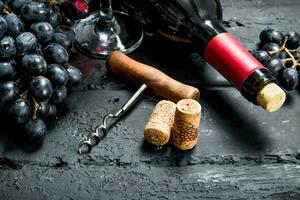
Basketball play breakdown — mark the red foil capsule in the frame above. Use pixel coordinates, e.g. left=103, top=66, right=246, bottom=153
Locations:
left=204, top=32, right=265, bottom=90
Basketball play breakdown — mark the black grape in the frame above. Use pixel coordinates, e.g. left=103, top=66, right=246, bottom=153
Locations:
left=264, top=58, right=285, bottom=77
left=0, top=36, right=17, bottom=59
left=43, top=43, right=69, bottom=64
left=8, top=0, right=33, bottom=14
left=262, top=43, right=280, bottom=53
left=285, top=32, right=300, bottom=50
left=292, top=51, right=300, bottom=60
left=64, top=63, right=82, bottom=85
left=0, top=81, right=20, bottom=110
left=259, top=28, right=283, bottom=45
left=46, top=64, right=69, bottom=86
left=0, top=60, right=18, bottom=80
left=30, top=22, right=54, bottom=44
left=0, top=0, right=4, bottom=11
left=8, top=98, right=31, bottom=124
left=52, top=32, right=72, bottom=50
left=49, top=7, right=62, bottom=28
left=21, top=1, right=50, bottom=22
left=45, top=104, right=57, bottom=121
left=22, top=54, right=47, bottom=75
left=0, top=16, right=7, bottom=38
left=16, top=32, right=37, bottom=53
left=252, top=50, right=270, bottom=64
left=4, top=13, right=24, bottom=36
left=23, top=119, right=47, bottom=152
left=51, top=86, right=67, bottom=104
left=29, top=76, right=53, bottom=101
left=36, top=101, right=50, bottom=120
left=280, top=68, right=299, bottom=91
left=273, top=51, right=289, bottom=59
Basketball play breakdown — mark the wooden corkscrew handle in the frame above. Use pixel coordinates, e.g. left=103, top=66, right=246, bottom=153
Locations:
left=107, top=51, right=200, bottom=102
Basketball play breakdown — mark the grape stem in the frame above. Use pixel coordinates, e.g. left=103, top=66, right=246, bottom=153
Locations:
left=32, top=98, right=41, bottom=120
left=269, top=36, right=288, bottom=55
left=269, top=36, right=300, bottom=69
left=284, top=49, right=300, bottom=69
left=20, top=90, right=28, bottom=99
left=280, top=36, right=289, bottom=50
left=15, top=77, right=22, bottom=84
left=2, top=5, right=11, bottom=14
left=47, top=0, right=59, bottom=5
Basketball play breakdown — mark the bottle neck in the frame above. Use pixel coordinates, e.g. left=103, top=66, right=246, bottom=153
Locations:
left=241, top=68, right=277, bottom=104
left=191, top=19, right=226, bottom=54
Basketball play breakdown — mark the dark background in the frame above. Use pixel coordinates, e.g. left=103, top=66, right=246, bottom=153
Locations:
left=1, top=0, right=300, bottom=199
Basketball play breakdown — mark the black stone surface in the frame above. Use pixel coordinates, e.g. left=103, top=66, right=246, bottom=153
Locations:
left=1, top=0, right=300, bottom=199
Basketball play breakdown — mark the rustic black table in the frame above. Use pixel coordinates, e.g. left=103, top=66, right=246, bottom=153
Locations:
left=1, top=0, right=300, bottom=199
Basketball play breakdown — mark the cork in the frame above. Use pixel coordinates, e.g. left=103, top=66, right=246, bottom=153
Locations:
left=144, top=100, right=176, bottom=146
left=172, top=99, right=201, bottom=150
left=257, top=83, right=286, bottom=112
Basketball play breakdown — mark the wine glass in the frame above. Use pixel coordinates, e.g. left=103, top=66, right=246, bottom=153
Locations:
left=74, top=0, right=144, bottom=58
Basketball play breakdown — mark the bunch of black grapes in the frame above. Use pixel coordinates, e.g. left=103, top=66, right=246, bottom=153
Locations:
left=252, top=28, right=300, bottom=91
left=0, top=0, right=82, bottom=151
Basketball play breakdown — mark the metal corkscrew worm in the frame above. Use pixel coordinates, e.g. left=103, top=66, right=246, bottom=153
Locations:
left=78, top=84, right=147, bottom=155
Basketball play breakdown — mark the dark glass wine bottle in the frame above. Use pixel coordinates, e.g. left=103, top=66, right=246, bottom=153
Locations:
left=121, top=0, right=286, bottom=112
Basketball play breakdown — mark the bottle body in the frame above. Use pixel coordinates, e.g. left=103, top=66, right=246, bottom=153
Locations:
left=121, top=0, right=285, bottom=110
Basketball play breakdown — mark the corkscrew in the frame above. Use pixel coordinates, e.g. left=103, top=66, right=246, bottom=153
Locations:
left=78, top=84, right=147, bottom=155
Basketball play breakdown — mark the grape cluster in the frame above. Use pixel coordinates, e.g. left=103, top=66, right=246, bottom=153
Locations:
left=0, top=0, right=82, bottom=151
left=252, top=28, right=300, bottom=91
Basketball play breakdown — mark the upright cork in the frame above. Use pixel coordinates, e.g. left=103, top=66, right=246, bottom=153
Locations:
left=144, top=100, right=177, bottom=146
left=257, top=83, right=286, bottom=112
left=172, top=99, right=201, bottom=150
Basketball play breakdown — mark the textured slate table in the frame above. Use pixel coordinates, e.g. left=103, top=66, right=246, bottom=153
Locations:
left=1, top=0, right=300, bottom=199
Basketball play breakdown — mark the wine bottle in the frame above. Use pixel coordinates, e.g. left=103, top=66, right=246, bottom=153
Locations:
left=121, top=0, right=286, bottom=112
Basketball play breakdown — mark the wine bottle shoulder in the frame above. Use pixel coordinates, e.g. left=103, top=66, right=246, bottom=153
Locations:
left=121, top=0, right=223, bottom=37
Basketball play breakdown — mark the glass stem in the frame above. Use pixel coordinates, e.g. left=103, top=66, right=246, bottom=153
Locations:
left=98, top=0, right=115, bottom=25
